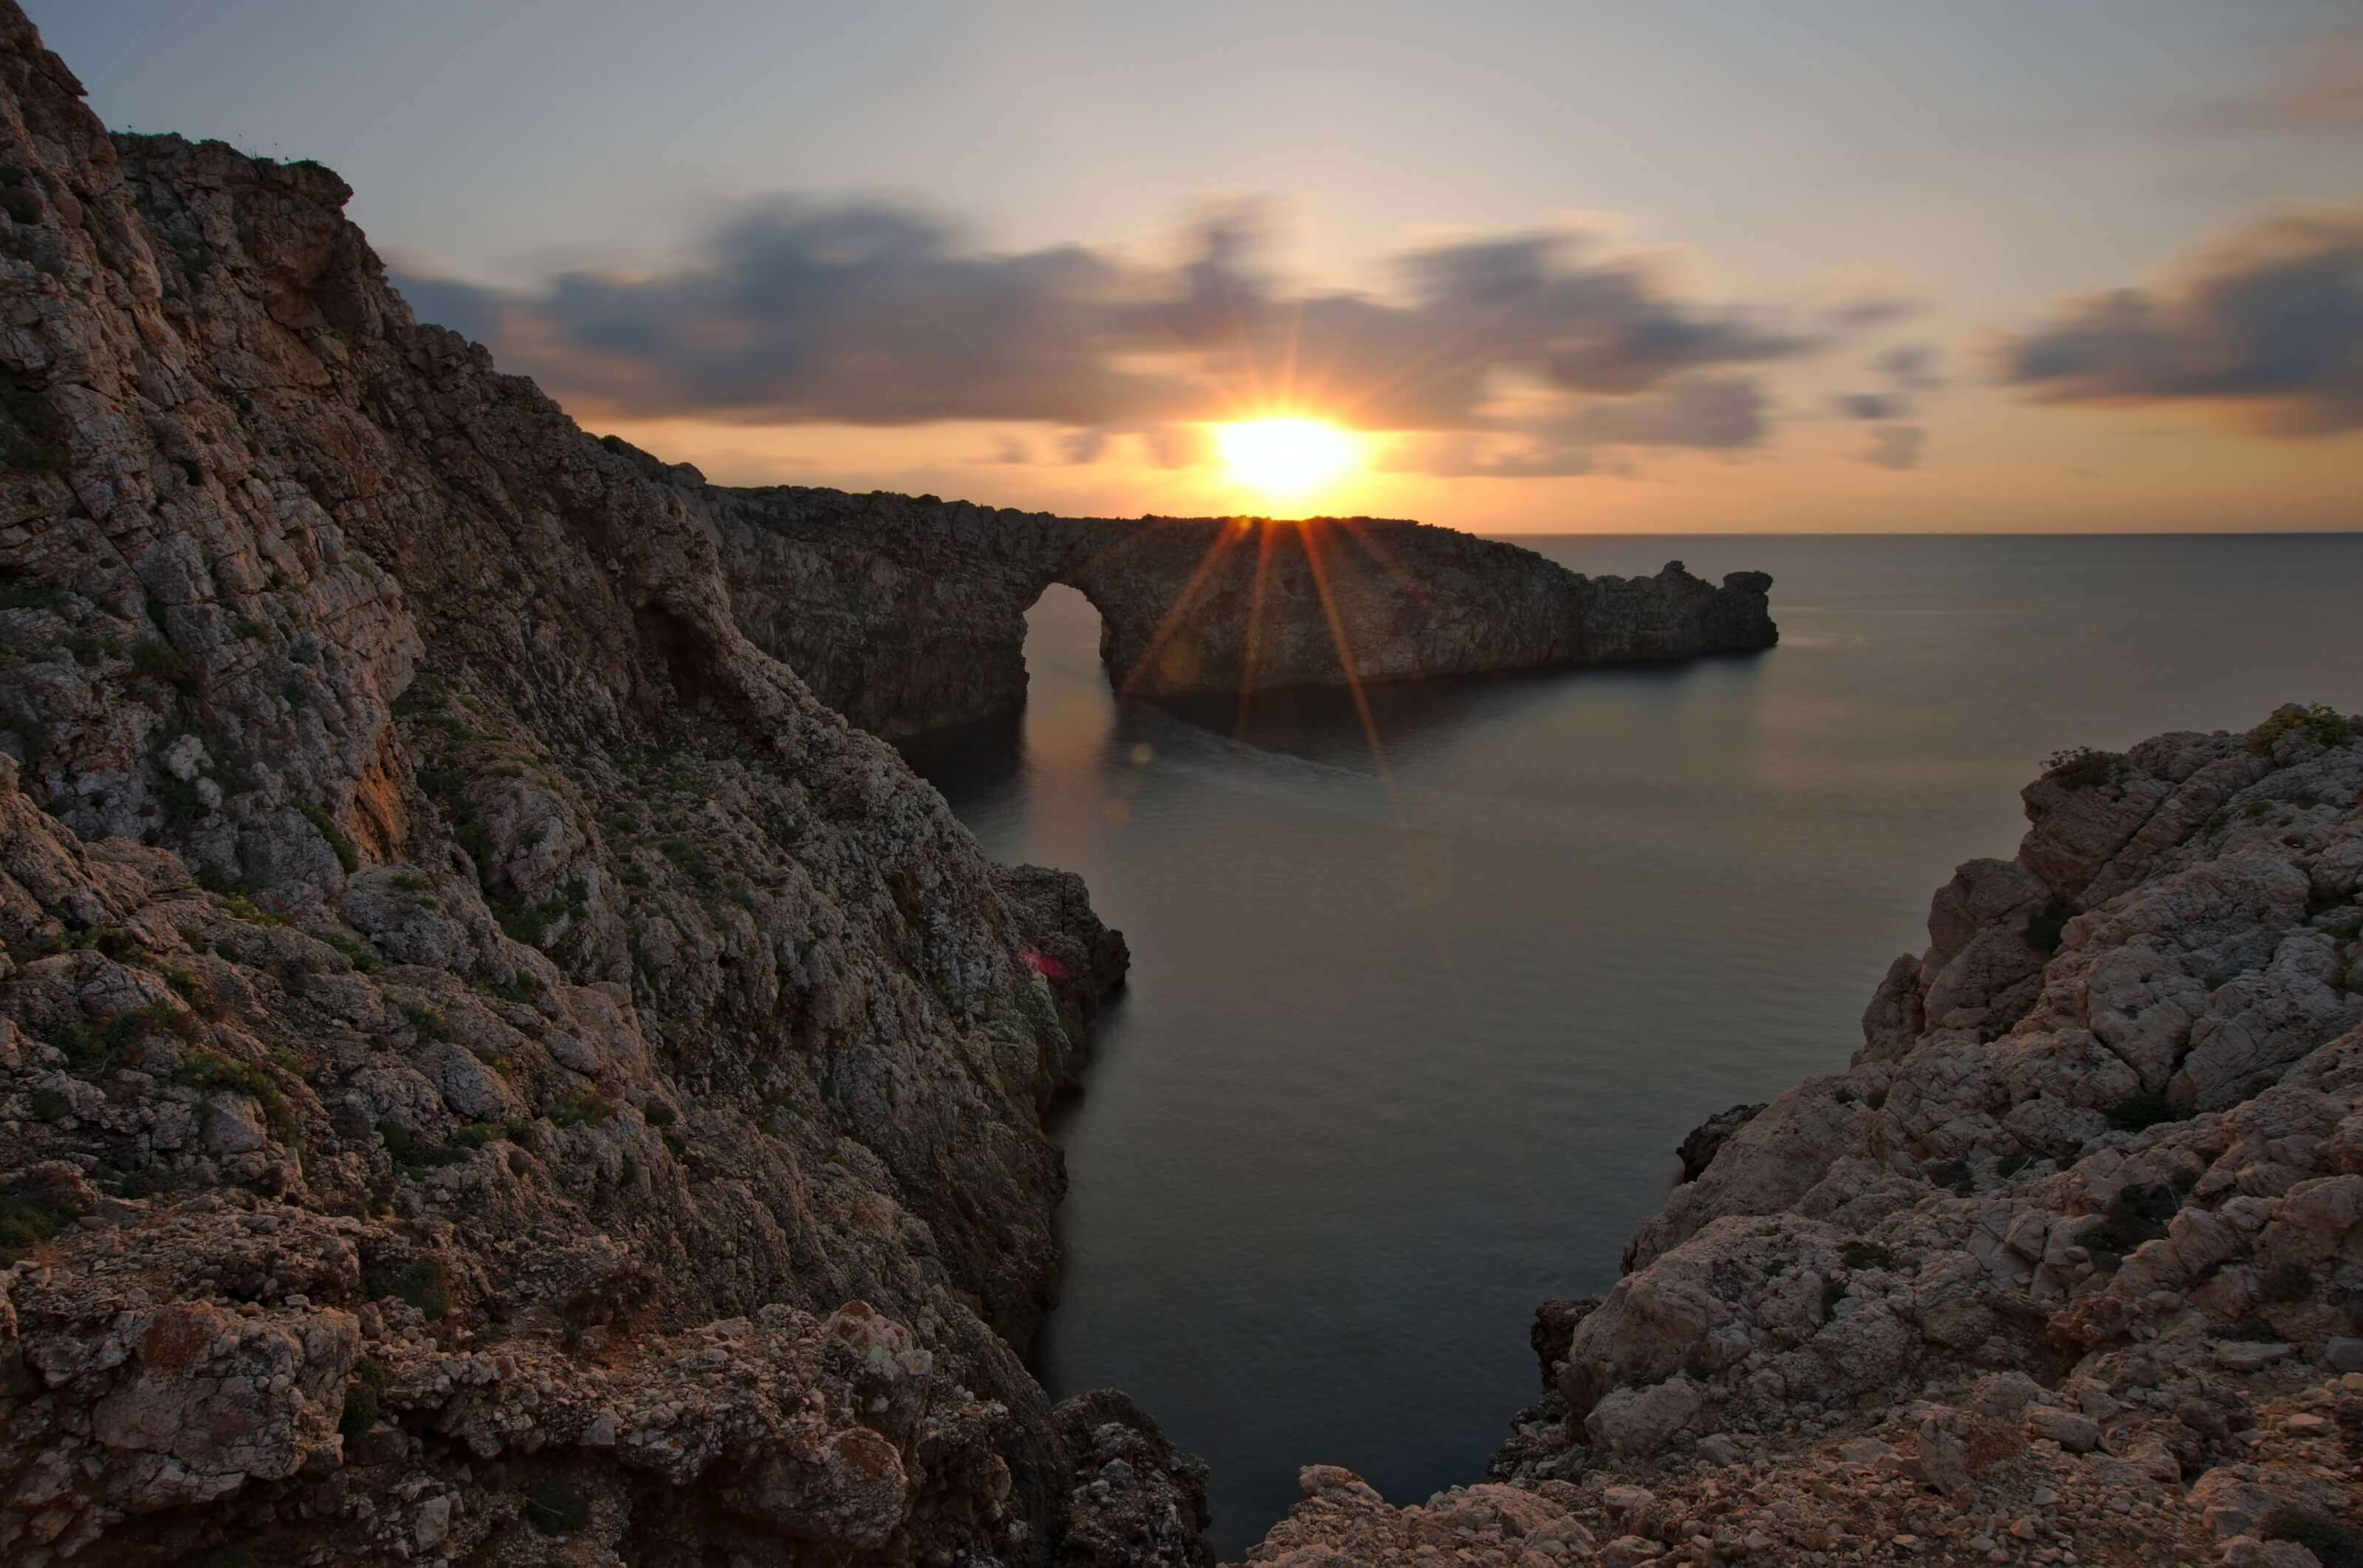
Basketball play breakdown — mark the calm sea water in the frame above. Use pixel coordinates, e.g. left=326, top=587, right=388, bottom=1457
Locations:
left=902, top=533, right=2363, bottom=1555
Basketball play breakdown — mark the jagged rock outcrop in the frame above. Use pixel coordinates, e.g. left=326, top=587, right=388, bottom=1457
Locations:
left=992, top=862, right=1132, bottom=1079
left=0, top=7, right=1206, bottom=1563
left=1673, top=1102, right=1764, bottom=1184
left=699, top=482, right=1777, bottom=740
left=1244, top=706, right=2363, bottom=1566
left=1529, top=1298, right=1603, bottom=1388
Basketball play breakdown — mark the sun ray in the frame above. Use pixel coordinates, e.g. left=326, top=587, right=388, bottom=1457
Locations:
left=1114, top=521, right=1244, bottom=698
left=1294, top=520, right=1400, bottom=821
left=1236, top=516, right=1280, bottom=733
left=1337, top=518, right=1449, bottom=619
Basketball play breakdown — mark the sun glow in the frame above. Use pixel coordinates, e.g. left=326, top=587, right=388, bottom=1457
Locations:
left=1215, top=418, right=1357, bottom=503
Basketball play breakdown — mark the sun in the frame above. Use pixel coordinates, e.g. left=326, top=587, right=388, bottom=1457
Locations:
left=1215, top=418, right=1357, bottom=503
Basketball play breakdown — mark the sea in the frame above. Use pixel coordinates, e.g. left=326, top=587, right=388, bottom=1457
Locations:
left=900, top=532, right=2363, bottom=1555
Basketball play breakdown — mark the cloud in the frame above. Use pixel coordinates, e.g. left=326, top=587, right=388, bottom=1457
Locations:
left=1993, top=204, right=2363, bottom=435
left=394, top=195, right=1828, bottom=475
left=1864, top=425, right=1924, bottom=469
left=1873, top=343, right=1942, bottom=391
left=388, top=270, right=504, bottom=348
left=1820, top=291, right=1927, bottom=330
left=1379, top=433, right=1599, bottom=479
left=1832, top=348, right=1941, bottom=425
left=1041, top=422, right=1215, bottom=468
left=1056, top=427, right=1111, bottom=464
left=2178, top=28, right=2363, bottom=136
left=1831, top=392, right=1907, bottom=421
left=1570, top=374, right=1769, bottom=448
left=403, top=202, right=1194, bottom=428
left=1379, top=234, right=1815, bottom=402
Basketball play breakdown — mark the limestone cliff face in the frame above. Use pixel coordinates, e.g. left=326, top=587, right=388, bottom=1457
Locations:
left=699, top=484, right=1777, bottom=741
left=1241, top=707, right=2363, bottom=1566
left=0, top=8, right=1203, bottom=1564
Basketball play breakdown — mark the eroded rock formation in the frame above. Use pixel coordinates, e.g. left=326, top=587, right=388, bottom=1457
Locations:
left=0, top=7, right=1202, bottom=1562
left=702, top=483, right=1777, bottom=741
left=1241, top=705, right=2363, bottom=1566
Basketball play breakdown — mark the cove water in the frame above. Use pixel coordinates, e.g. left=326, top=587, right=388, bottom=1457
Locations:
left=901, top=532, right=2363, bottom=1555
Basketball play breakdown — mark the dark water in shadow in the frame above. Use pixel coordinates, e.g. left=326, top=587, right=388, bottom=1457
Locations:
left=903, top=533, right=2363, bottom=1555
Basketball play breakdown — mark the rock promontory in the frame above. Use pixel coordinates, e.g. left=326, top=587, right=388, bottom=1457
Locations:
left=695, top=480, right=1777, bottom=741
left=1241, top=705, right=2363, bottom=1566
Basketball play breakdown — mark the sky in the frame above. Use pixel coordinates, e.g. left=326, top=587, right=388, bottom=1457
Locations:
left=37, top=0, right=2363, bottom=532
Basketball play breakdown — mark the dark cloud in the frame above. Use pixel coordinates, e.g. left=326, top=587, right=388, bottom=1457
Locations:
left=1873, top=343, right=1942, bottom=391
left=1828, top=343, right=1943, bottom=439
left=400, top=202, right=1193, bottom=428
left=1994, top=204, right=2363, bottom=435
left=1820, top=292, right=1927, bottom=331
left=1864, top=425, right=1924, bottom=470
left=394, top=196, right=1827, bottom=474
left=1386, top=234, right=1815, bottom=399
left=388, top=271, right=504, bottom=348
left=1376, top=374, right=1764, bottom=477
left=1571, top=374, right=1769, bottom=448
left=1831, top=391, right=1907, bottom=421
left=1056, top=427, right=1111, bottom=465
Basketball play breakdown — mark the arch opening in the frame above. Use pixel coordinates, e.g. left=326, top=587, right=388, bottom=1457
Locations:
left=1021, top=582, right=1118, bottom=745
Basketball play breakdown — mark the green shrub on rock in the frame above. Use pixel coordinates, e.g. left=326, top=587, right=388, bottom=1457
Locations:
left=2249, top=704, right=2356, bottom=754
left=2040, top=746, right=2128, bottom=792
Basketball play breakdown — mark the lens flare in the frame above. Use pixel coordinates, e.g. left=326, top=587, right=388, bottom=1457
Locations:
left=1215, top=419, right=1355, bottom=501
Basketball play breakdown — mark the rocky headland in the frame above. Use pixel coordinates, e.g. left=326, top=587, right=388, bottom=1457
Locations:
left=700, top=479, right=1776, bottom=742
left=1238, top=708, right=2363, bottom=1567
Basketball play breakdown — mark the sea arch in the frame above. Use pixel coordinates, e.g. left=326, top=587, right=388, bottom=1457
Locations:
left=701, top=486, right=1777, bottom=743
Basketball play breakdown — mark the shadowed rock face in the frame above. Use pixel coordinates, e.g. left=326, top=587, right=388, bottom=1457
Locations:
left=0, top=7, right=1208, bottom=1563
left=698, top=484, right=1778, bottom=740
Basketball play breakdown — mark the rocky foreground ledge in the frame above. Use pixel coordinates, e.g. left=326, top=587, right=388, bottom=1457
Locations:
left=1237, top=705, right=2363, bottom=1568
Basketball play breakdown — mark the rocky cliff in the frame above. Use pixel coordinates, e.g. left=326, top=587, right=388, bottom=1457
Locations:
left=1238, top=706, right=2363, bottom=1567
left=699, top=484, right=1776, bottom=742
left=0, top=7, right=1207, bottom=1564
